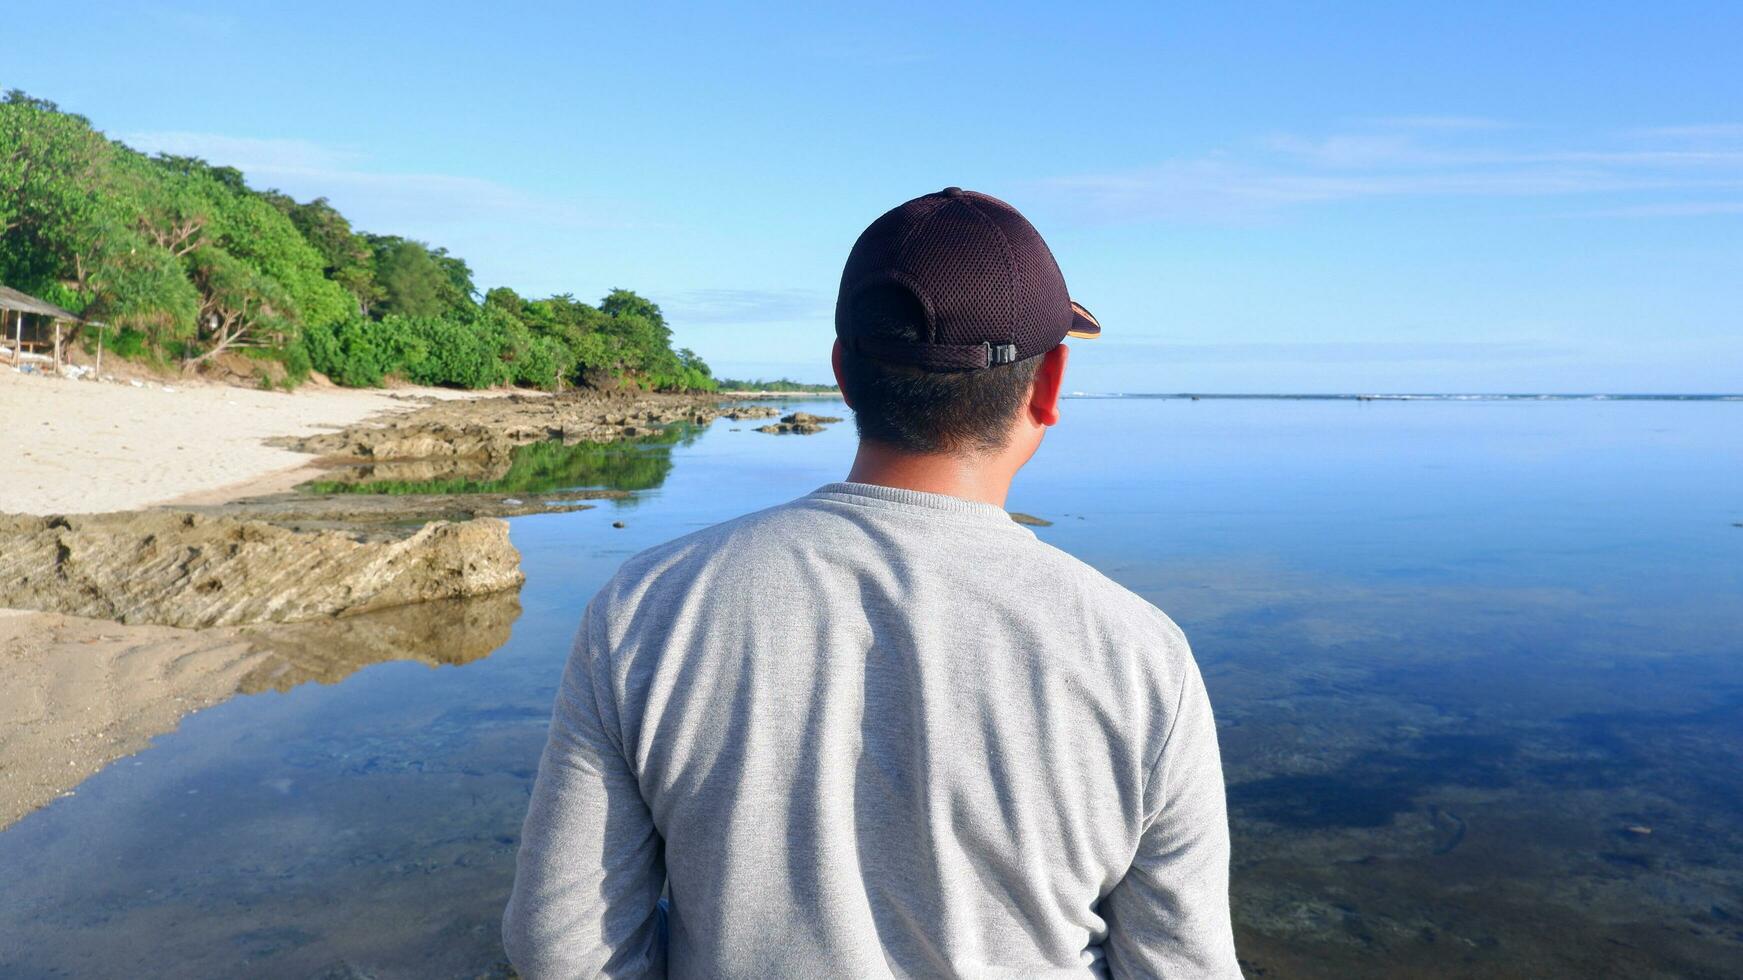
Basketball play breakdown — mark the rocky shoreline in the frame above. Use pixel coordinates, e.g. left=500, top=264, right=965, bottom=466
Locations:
left=0, top=387, right=838, bottom=828
left=755, top=411, right=844, bottom=435
left=0, top=511, right=523, bottom=629
left=275, top=389, right=752, bottom=463
left=0, top=390, right=805, bottom=628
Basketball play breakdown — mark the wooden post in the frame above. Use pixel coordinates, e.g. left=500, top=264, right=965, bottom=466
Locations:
left=9, top=310, right=18, bottom=367
left=95, top=322, right=105, bottom=377
left=54, top=319, right=63, bottom=372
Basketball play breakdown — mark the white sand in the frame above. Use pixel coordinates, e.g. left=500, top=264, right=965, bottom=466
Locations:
left=0, top=372, right=524, bottom=827
left=0, top=609, right=265, bottom=827
left=0, top=370, right=481, bottom=515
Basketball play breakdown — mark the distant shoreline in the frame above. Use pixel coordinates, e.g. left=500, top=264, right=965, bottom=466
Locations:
left=718, top=389, right=845, bottom=399
left=1064, top=392, right=1742, bottom=402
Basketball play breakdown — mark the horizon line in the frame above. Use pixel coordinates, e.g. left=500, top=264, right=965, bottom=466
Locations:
left=1059, top=392, right=1743, bottom=400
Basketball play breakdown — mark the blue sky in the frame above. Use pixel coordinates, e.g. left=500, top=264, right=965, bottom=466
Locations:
left=9, top=2, right=1740, bottom=392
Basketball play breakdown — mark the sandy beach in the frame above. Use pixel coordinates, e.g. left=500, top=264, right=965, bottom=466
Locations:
left=0, top=370, right=517, bottom=827
left=0, top=371, right=744, bottom=829
left=0, top=370, right=487, bottom=515
left=0, top=608, right=265, bottom=827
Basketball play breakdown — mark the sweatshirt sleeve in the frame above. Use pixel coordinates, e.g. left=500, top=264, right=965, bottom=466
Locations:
left=503, top=598, right=668, bottom=978
left=1100, top=657, right=1243, bottom=978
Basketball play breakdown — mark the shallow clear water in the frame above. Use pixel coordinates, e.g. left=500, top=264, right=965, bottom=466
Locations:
left=2, top=398, right=1740, bottom=978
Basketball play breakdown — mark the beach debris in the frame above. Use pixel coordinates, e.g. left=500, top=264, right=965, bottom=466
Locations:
left=1009, top=512, right=1053, bottom=527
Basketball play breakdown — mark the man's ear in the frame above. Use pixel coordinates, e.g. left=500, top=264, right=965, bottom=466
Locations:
left=1029, top=344, right=1069, bottom=427
left=831, top=338, right=854, bottom=409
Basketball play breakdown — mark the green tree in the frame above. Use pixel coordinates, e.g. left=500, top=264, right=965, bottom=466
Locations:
left=1, top=91, right=717, bottom=392
left=265, top=194, right=380, bottom=314
left=0, top=95, right=197, bottom=346
left=184, top=246, right=293, bottom=364
left=369, top=236, right=474, bottom=318
left=77, top=221, right=200, bottom=342
left=483, top=285, right=524, bottom=315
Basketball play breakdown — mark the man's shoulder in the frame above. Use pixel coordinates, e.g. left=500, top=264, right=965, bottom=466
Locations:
left=593, top=496, right=834, bottom=606
left=595, top=492, right=1191, bottom=662
left=1025, top=536, right=1193, bottom=655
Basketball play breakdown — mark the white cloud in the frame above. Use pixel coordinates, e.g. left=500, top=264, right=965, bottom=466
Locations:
left=1033, top=122, right=1743, bottom=222
left=1360, top=115, right=1513, bottom=131
left=663, top=288, right=832, bottom=324
left=1624, top=124, right=1743, bottom=141
left=120, top=130, right=628, bottom=237
left=123, top=131, right=358, bottom=172
left=1091, top=340, right=1573, bottom=365
left=1579, top=201, right=1743, bottom=218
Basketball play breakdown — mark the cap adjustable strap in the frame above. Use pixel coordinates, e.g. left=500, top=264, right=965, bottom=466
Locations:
left=849, top=336, right=1018, bottom=371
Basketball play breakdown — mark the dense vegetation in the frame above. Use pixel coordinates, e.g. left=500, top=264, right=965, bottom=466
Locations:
left=0, top=91, right=715, bottom=392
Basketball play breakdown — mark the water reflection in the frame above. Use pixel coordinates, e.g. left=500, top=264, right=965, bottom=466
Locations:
left=0, top=591, right=522, bottom=834
left=1, top=399, right=1739, bottom=978
left=241, top=591, right=522, bottom=693
left=301, top=426, right=702, bottom=497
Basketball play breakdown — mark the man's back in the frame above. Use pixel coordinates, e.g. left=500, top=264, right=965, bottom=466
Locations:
left=504, top=482, right=1239, bottom=977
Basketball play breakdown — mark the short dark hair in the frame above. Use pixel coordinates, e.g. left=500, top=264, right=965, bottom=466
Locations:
left=838, top=285, right=1042, bottom=454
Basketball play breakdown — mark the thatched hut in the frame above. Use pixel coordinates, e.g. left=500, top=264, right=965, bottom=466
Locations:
left=0, top=285, right=84, bottom=371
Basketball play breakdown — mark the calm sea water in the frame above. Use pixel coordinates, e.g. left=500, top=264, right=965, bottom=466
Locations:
left=2, top=398, right=1739, bottom=978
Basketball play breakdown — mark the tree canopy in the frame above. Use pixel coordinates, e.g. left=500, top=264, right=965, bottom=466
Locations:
left=0, top=91, right=716, bottom=392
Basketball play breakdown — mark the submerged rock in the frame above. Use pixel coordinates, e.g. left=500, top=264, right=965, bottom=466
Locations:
left=0, top=510, right=523, bottom=629
left=756, top=411, right=845, bottom=435
left=722, top=406, right=780, bottom=420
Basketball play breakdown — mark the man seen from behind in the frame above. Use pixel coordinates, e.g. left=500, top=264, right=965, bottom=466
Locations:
left=504, top=187, right=1242, bottom=978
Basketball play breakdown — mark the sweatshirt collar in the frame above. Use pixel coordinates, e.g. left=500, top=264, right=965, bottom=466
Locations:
left=808, top=482, right=1033, bottom=533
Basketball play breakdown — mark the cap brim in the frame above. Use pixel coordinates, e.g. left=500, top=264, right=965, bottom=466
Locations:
left=1066, top=300, right=1101, bottom=339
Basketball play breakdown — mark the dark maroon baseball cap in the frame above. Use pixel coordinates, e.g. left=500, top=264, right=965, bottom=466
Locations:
left=835, top=187, right=1101, bottom=372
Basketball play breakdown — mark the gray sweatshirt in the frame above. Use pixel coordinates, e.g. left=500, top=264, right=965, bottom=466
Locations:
left=504, top=482, right=1240, bottom=978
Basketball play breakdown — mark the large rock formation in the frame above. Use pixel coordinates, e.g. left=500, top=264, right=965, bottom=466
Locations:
left=755, top=411, right=844, bottom=435
left=276, top=390, right=730, bottom=462
left=721, top=405, right=781, bottom=421
left=0, top=511, right=523, bottom=628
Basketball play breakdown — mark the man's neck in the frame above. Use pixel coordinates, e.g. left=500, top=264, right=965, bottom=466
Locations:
left=844, top=441, right=1019, bottom=508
